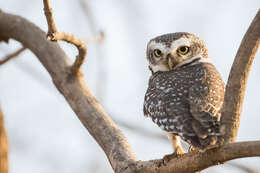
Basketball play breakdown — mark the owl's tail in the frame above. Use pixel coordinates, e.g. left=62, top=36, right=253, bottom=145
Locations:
left=199, top=123, right=225, bottom=149
left=191, top=112, right=225, bottom=150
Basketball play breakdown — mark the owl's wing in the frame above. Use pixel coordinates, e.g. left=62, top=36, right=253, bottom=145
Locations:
left=188, top=71, right=224, bottom=140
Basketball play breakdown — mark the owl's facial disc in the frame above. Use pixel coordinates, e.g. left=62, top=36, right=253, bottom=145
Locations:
left=147, top=33, right=209, bottom=73
left=147, top=38, right=192, bottom=72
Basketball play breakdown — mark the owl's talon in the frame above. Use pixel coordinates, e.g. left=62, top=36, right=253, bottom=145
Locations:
left=163, top=147, right=184, bottom=164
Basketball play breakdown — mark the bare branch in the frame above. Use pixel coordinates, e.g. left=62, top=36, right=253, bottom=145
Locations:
left=221, top=10, right=260, bottom=143
left=0, top=10, right=137, bottom=172
left=0, top=109, right=8, bottom=173
left=137, top=141, right=260, bottom=173
left=43, top=0, right=57, bottom=38
left=0, top=47, right=26, bottom=65
left=43, top=0, right=87, bottom=75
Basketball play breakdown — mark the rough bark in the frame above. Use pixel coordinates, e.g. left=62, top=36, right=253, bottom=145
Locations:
left=0, top=110, right=8, bottom=173
left=0, top=8, right=259, bottom=173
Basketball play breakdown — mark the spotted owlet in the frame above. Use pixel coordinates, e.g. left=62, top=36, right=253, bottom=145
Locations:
left=143, top=32, right=224, bottom=154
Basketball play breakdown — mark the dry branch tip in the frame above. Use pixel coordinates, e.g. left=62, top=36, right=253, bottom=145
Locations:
left=43, top=0, right=87, bottom=75
left=0, top=47, right=26, bottom=65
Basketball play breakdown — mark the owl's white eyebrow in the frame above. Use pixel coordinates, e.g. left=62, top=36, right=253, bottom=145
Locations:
left=170, top=37, right=191, bottom=50
left=148, top=41, right=167, bottom=50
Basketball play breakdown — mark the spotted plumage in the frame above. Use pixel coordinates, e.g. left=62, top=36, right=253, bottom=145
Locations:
left=144, top=32, right=224, bottom=151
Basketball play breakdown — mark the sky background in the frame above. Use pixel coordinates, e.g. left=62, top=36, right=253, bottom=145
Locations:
left=1, top=0, right=260, bottom=172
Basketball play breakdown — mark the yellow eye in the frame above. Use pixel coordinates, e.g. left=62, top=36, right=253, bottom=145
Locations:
left=154, top=49, right=162, bottom=57
left=177, top=46, right=189, bottom=55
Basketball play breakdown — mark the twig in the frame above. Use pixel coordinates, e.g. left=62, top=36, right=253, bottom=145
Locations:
left=0, top=47, right=26, bottom=65
left=43, top=0, right=57, bottom=38
left=85, top=31, right=104, bottom=44
left=43, top=0, right=87, bottom=75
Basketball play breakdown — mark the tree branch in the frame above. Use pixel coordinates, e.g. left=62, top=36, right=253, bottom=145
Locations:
left=221, top=10, right=260, bottom=142
left=0, top=10, right=137, bottom=172
left=0, top=8, right=259, bottom=173
left=43, top=0, right=58, bottom=37
left=0, top=109, right=8, bottom=173
left=137, top=141, right=260, bottom=173
left=43, top=0, right=87, bottom=75
left=0, top=47, right=26, bottom=65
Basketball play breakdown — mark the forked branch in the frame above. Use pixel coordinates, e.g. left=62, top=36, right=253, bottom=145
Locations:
left=43, top=0, right=86, bottom=74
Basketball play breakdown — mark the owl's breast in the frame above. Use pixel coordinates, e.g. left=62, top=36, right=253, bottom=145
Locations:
left=143, top=69, right=194, bottom=132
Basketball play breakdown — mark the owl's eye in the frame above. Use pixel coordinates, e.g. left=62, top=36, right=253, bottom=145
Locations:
left=177, top=46, right=190, bottom=55
left=154, top=49, right=162, bottom=57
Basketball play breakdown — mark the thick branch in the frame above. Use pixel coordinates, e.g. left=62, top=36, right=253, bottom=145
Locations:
left=0, top=109, right=8, bottom=173
left=137, top=141, right=260, bottom=173
left=0, top=47, right=26, bottom=65
left=0, top=10, right=137, bottom=172
left=221, top=10, right=260, bottom=142
left=43, top=0, right=87, bottom=74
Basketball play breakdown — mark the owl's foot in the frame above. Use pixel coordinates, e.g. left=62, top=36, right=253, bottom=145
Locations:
left=175, top=146, right=185, bottom=155
left=163, top=146, right=184, bottom=164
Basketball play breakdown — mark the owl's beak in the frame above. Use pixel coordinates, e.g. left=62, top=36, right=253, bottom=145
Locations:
left=167, top=54, right=174, bottom=70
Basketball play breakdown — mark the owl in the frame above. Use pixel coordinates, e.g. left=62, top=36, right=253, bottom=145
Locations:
left=143, top=32, right=225, bottom=155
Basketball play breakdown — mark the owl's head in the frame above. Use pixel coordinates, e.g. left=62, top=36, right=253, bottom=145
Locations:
left=146, top=32, right=209, bottom=73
